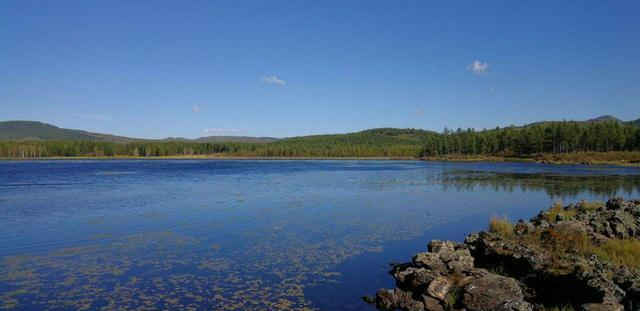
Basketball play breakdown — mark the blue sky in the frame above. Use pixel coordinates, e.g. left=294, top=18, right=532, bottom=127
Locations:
left=1, top=1, right=639, bottom=139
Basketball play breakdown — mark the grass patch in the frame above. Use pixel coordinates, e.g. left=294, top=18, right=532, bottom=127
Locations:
left=575, top=200, right=602, bottom=213
left=545, top=304, right=575, bottom=311
left=533, top=151, right=640, bottom=166
left=444, top=286, right=462, bottom=309
left=488, top=214, right=640, bottom=273
left=544, top=202, right=577, bottom=222
left=592, top=238, right=640, bottom=269
left=489, top=216, right=514, bottom=238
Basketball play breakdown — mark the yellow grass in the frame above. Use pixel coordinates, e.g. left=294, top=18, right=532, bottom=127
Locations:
left=489, top=216, right=514, bottom=238
left=545, top=202, right=577, bottom=222
left=592, top=238, right=640, bottom=269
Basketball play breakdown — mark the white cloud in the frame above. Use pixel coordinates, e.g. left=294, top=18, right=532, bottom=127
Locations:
left=262, top=75, right=286, bottom=86
left=467, top=60, right=489, bottom=74
left=414, top=108, right=424, bottom=116
left=74, top=114, right=112, bottom=121
left=192, top=105, right=200, bottom=113
left=202, top=128, right=247, bottom=134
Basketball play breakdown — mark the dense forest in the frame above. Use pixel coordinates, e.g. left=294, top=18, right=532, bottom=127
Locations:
left=419, top=120, right=640, bottom=157
left=0, top=121, right=639, bottom=158
left=0, top=128, right=430, bottom=158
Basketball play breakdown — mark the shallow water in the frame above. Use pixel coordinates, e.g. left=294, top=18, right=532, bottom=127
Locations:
left=0, top=160, right=639, bottom=310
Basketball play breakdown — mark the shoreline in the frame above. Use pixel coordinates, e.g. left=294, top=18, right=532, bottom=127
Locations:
left=1, top=154, right=639, bottom=167
left=368, top=198, right=640, bottom=310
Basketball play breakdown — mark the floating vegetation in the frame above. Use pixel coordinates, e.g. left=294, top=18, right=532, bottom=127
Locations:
left=2, top=160, right=640, bottom=310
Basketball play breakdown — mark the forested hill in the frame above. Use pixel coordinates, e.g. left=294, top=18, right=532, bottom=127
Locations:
left=0, top=117, right=639, bottom=158
left=0, top=121, right=136, bottom=142
left=0, top=121, right=276, bottom=143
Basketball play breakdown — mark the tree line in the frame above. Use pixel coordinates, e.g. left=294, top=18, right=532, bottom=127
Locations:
left=0, top=129, right=426, bottom=158
left=0, top=121, right=638, bottom=158
left=419, top=121, right=640, bottom=157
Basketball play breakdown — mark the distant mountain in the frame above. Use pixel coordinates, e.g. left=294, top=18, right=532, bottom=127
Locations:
left=585, top=115, right=640, bottom=127
left=625, top=118, right=640, bottom=127
left=0, top=121, right=136, bottom=142
left=0, top=117, right=638, bottom=143
left=194, top=136, right=278, bottom=143
left=0, top=121, right=277, bottom=143
left=160, top=136, right=278, bottom=143
left=526, top=115, right=640, bottom=128
left=587, top=115, right=623, bottom=123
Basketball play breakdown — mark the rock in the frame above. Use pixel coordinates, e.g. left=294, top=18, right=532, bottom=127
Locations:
left=428, top=240, right=458, bottom=253
left=499, top=301, right=535, bottom=311
left=413, top=252, right=446, bottom=272
left=514, top=220, right=534, bottom=235
left=370, top=198, right=640, bottom=311
left=582, top=272, right=625, bottom=304
left=426, top=276, right=452, bottom=301
left=421, top=295, right=445, bottom=311
left=580, top=302, right=624, bottom=311
left=623, top=279, right=640, bottom=310
left=441, top=249, right=475, bottom=272
left=462, top=274, right=532, bottom=311
left=394, top=288, right=424, bottom=311
left=410, top=268, right=439, bottom=288
left=375, top=289, right=397, bottom=309
left=606, top=197, right=626, bottom=210
left=361, top=295, right=376, bottom=304
left=554, top=220, right=592, bottom=236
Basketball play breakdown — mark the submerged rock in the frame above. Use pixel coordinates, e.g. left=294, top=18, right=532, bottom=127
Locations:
left=367, top=198, right=640, bottom=311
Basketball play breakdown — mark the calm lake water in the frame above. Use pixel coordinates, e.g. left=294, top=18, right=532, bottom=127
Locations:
left=1, top=160, right=640, bottom=310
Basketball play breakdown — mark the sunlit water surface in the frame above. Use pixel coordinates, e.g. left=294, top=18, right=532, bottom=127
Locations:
left=1, top=160, right=639, bottom=310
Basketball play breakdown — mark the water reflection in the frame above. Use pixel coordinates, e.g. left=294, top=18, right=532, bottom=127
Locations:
left=0, top=161, right=639, bottom=310
left=440, top=170, right=640, bottom=198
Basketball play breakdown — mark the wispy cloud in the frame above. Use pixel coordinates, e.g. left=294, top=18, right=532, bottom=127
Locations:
left=262, top=75, right=286, bottom=86
left=74, top=114, right=112, bottom=121
left=192, top=105, right=200, bottom=113
left=467, top=60, right=489, bottom=75
left=414, top=108, right=424, bottom=116
left=202, top=128, right=246, bottom=134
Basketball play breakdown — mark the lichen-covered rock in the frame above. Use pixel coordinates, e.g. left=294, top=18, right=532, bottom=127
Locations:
left=413, top=252, right=446, bottom=272
left=368, top=198, right=640, bottom=311
left=425, top=276, right=452, bottom=301
left=421, top=295, right=444, bottom=311
left=428, top=240, right=458, bottom=253
left=462, top=274, right=532, bottom=311
left=580, top=302, right=624, bottom=311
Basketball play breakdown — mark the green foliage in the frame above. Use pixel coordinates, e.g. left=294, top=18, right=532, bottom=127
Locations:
left=445, top=286, right=462, bottom=309
left=0, top=128, right=431, bottom=158
left=420, top=120, right=640, bottom=157
left=2, top=119, right=640, bottom=158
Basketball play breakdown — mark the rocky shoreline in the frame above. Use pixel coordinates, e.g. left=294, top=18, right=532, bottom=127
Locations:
left=366, top=198, right=640, bottom=311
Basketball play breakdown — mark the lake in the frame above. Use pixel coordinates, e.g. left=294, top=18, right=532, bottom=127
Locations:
left=1, top=160, right=639, bottom=310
